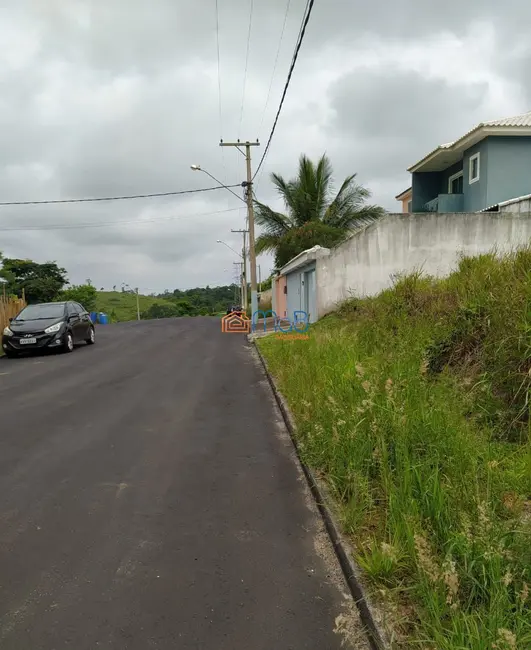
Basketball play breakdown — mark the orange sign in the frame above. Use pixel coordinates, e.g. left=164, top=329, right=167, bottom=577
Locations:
left=221, top=311, right=251, bottom=333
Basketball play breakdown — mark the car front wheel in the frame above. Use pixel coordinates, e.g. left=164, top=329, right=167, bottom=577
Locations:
left=63, top=331, right=74, bottom=353
left=86, top=327, right=95, bottom=345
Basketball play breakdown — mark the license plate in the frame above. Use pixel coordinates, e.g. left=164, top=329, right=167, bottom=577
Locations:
left=19, top=337, right=37, bottom=345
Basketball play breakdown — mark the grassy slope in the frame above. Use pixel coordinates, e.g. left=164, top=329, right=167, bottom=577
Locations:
left=258, top=250, right=531, bottom=649
left=96, top=291, right=168, bottom=322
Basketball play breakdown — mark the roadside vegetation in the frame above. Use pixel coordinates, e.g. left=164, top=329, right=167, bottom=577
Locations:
left=257, top=249, right=531, bottom=648
left=97, top=285, right=239, bottom=321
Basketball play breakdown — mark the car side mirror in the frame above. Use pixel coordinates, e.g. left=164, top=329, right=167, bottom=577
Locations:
left=9, top=317, right=13, bottom=322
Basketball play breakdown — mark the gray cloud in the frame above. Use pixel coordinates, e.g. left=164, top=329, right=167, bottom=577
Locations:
left=326, top=68, right=490, bottom=204
left=304, top=0, right=531, bottom=43
left=0, top=0, right=530, bottom=290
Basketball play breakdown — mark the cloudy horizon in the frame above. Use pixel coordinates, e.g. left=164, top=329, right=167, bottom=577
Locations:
left=1, top=0, right=530, bottom=293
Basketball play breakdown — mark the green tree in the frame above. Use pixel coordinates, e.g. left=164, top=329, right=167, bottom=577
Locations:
left=141, top=303, right=181, bottom=320
left=60, top=284, right=97, bottom=311
left=1, top=258, right=68, bottom=303
left=254, top=154, right=385, bottom=268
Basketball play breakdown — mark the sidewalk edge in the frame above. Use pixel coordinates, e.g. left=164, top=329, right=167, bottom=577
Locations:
left=253, top=340, right=390, bottom=650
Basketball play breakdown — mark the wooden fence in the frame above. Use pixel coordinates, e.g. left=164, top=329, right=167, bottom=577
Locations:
left=0, top=296, right=26, bottom=334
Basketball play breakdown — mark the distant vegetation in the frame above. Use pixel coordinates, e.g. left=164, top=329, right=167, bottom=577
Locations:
left=0, top=251, right=240, bottom=323
left=97, top=285, right=237, bottom=322
left=60, top=284, right=98, bottom=311
left=258, top=249, right=531, bottom=649
left=96, top=291, right=169, bottom=322
left=0, top=254, right=68, bottom=303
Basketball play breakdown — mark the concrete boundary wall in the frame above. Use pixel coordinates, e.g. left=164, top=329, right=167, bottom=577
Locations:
left=316, top=212, right=531, bottom=317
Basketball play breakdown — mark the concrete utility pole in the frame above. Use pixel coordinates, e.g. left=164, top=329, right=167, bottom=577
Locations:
left=231, top=228, right=248, bottom=311
left=135, top=288, right=140, bottom=321
left=220, top=139, right=260, bottom=316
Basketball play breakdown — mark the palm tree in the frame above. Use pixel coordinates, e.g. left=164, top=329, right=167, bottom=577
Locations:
left=254, top=154, right=385, bottom=268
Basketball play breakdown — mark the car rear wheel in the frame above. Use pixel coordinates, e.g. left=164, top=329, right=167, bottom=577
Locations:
left=63, top=332, right=74, bottom=353
left=86, top=327, right=95, bottom=345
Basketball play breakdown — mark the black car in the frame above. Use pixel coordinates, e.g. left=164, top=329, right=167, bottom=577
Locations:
left=226, top=304, right=243, bottom=315
left=2, top=301, right=95, bottom=358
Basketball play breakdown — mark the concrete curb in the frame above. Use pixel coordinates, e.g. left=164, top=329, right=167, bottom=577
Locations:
left=252, top=340, right=390, bottom=650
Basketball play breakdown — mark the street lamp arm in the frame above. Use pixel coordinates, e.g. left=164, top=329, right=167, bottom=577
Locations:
left=190, top=165, right=246, bottom=204
left=216, top=240, right=243, bottom=259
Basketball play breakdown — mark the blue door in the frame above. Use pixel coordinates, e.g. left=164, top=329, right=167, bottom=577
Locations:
left=304, top=269, right=316, bottom=323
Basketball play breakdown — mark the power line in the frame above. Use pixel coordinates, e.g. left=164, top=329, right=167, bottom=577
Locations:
left=252, top=0, right=315, bottom=181
left=0, top=184, right=241, bottom=207
left=258, top=0, right=292, bottom=135
left=0, top=207, right=241, bottom=232
left=238, top=0, right=254, bottom=138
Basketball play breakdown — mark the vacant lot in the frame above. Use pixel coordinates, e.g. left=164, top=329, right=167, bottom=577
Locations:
left=258, top=250, right=531, bottom=648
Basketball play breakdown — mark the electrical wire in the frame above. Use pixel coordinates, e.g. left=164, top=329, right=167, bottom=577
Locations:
left=252, top=0, right=315, bottom=182
left=258, top=0, right=292, bottom=135
left=238, top=0, right=254, bottom=138
left=0, top=207, right=241, bottom=232
left=0, top=184, right=241, bottom=207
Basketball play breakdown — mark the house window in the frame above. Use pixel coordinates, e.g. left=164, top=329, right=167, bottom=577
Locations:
left=448, top=171, right=463, bottom=194
left=469, top=153, right=480, bottom=184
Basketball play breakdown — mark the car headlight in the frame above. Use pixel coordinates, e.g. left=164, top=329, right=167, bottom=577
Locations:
left=3, top=326, right=13, bottom=337
left=44, top=321, right=64, bottom=334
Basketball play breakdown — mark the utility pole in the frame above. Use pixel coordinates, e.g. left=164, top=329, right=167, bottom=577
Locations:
left=220, top=139, right=260, bottom=316
left=231, top=228, right=248, bottom=311
left=135, top=287, right=140, bottom=321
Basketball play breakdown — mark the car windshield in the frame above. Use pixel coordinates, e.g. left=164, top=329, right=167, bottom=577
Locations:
left=15, top=304, right=65, bottom=321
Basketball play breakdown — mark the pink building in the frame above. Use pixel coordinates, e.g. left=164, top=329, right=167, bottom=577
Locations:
left=395, top=187, right=412, bottom=213
left=273, top=274, right=287, bottom=318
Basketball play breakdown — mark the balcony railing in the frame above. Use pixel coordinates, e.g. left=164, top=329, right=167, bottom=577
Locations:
left=423, top=194, right=464, bottom=213
left=424, top=197, right=439, bottom=212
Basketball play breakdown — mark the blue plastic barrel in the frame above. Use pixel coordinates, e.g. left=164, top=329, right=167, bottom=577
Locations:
left=98, top=312, right=108, bottom=325
left=89, top=312, right=98, bottom=323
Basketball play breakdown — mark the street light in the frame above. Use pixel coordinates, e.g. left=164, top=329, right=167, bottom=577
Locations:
left=216, top=239, right=243, bottom=259
left=190, top=164, right=245, bottom=203
left=122, top=283, right=140, bottom=321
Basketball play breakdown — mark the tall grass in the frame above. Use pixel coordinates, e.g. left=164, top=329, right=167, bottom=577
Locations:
left=258, top=249, right=531, bottom=648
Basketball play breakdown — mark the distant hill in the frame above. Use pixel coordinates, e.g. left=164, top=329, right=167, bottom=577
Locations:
left=96, top=285, right=238, bottom=322
left=96, top=291, right=169, bottom=322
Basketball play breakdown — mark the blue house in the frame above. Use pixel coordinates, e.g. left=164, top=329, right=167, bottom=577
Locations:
left=407, top=110, right=531, bottom=213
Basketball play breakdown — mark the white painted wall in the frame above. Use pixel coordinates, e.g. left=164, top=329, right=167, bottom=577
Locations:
left=316, top=212, right=531, bottom=317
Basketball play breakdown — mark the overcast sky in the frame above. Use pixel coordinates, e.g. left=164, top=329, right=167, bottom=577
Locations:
left=0, top=1, right=529, bottom=292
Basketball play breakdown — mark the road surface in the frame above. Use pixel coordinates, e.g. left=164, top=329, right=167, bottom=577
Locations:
left=0, top=318, right=367, bottom=649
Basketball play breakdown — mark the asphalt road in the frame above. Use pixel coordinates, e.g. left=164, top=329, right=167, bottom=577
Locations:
left=0, top=318, right=366, bottom=649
